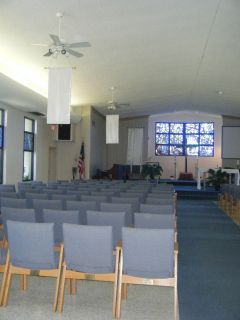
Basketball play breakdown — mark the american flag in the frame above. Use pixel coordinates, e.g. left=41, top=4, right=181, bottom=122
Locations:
left=78, top=142, right=85, bottom=179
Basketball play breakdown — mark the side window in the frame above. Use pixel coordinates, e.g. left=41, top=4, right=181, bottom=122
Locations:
left=23, top=117, right=35, bottom=181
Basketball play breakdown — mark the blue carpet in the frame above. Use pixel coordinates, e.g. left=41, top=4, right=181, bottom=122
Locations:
left=178, top=200, right=240, bottom=320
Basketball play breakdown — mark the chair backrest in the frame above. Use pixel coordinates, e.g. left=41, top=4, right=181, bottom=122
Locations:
left=147, top=193, right=173, bottom=199
left=145, top=198, right=174, bottom=205
left=81, top=195, right=108, bottom=204
left=7, top=220, right=57, bottom=269
left=51, top=194, right=78, bottom=209
left=87, top=210, right=126, bottom=247
left=140, top=204, right=174, bottom=214
left=119, top=192, right=144, bottom=202
left=0, top=192, right=19, bottom=199
left=1, top=207, right=36, bottom=240
left=25, top=192, right=48, bottom=199
left=111, top=197, right=140, bottom=214
left=25, top=192, right=49, bottom=207
left=43, top=209, right=79, bottom=244
left=122, top=227, right=174, bottom=278
left=134, top=212, right=175, bottom=229
left=100, top=202, right=133, bottom=225
left=63, top=224, right=114, bottom=273
left=0, top=184, right=16, bottom=193
left=66, top=200, right=98, bottom=224
left=32, top=199, right=63, bottom=222
left=1, top=198, right=28, bottom=209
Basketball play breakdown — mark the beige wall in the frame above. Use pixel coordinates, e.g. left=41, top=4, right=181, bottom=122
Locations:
left=90, top=108, right=107, bottom=178
left=2, top=103, right=53, bottom=185
left=222, top=115, right=240, bottom=168
left=106, top=116, right=149, bottom=169
left=148, top=112, right=222, bottom=179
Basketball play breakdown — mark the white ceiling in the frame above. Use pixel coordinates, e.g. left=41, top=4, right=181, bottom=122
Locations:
left=0, top=0, right=240, bottom=118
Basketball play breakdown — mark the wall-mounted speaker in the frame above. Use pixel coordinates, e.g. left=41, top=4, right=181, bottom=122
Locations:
left=57, top=124, right=72, bottom=141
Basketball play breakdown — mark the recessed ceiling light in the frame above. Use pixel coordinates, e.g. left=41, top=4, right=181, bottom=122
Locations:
left=217, top=90, right=224, bottom=95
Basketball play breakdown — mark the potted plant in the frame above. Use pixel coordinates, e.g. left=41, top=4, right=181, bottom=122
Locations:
left=141, top=163, right=163, bottom=180
left=207, top=168, right=229, bottom=191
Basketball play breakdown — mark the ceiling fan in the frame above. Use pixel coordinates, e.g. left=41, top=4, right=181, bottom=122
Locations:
left=34, top=12, right=91, bottom=58
left=107, top=87, right=130, bottom=110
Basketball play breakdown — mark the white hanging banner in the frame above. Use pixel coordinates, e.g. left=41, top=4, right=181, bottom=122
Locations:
left=47, top=67, right=72, bottom=124
left=127, top=128, right=143, bottom=165
left=106, top=114, right=119, bottom=144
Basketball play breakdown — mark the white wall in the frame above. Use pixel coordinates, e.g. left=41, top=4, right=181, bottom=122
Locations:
left=222, top=115, right=240, bottom=168
left=90, top=108, right=107, bottom=178
left=55, top=106, right=92, bottom=181
left=107, top=116, right=149, bottom=169
left=148, top=112, right=222, bottom=179
left=2, top=103, right=53, bottom=185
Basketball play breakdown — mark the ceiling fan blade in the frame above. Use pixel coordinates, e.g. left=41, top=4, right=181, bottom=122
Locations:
left=118, top=103, right=130, bottom=107
left=43, top=51, right=53, bottom=57
left=32, top=43, right=49, bottom=47
left=49, top=34, right=61, bottom=46
left=68, top=41, right=91, bottom=48
left=68, top=49, right=84, bottom=57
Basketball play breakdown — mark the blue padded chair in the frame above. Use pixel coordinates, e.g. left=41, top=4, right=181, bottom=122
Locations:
left=145, top=197, right=174, bottom=205
left=100, top=202, right=133, bottom=226
left=1, top=207, right=36, bottom=241
left=0, top=192, right=19, bottom=199
left=58, top=224, right=120, bottom=316
left=32, top=199, right=63, bottom=222
left=81, top=195, right=109, bottom=205
left=51, top=194, right=78, bottom=210
left=87, top=210, right=126, bottom=247
left=111, top=197, right=140, bottom=215
left=2, top=221, right=63, bottom=311
left=1, top=198, right=28, bottom=209
left=43, top=209, right=79, bottom=245
left=66, top=200, right=98, bottom=224
left=140, top=204, right=174, bottom=215
left=134, top=212, right=175, bottom=229
left=116, top=227, right=178, bottom=319
left=0, top=185, right=16, bottom=193
left=25, top=193, right=49, bottom=207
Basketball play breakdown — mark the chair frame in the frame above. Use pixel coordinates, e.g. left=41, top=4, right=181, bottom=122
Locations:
left=116, top=242, right=179, bottom=319
left=58, top=246, right=121, bottom=317
left=1, top=244, right=64, bottom=312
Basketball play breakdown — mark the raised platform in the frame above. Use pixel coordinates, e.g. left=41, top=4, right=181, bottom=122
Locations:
left=160, top=179, right=218, bottom=200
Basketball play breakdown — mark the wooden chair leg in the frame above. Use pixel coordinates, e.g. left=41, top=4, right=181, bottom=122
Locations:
left=58, top=264, right=66, bottom=313
left=113, top=248, right=120, bottom=317
left=116, top=252, right=123, bottom=319
left=53, top=244, right=64, bottom=312
left=174, top=284, right=178, bottom=320
left=67, top=278, right=72, bottom=295
left=123, top=284, right=128, bottom=300
left=0, top=252, right=10, bottom=306
left=2, top=265, right=12, bottom=307
left=20, top=275, right=28, bottom=291
left=71, top=279, right=77, bottom=295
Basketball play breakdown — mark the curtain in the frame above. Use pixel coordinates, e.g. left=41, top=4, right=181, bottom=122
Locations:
left=47, top=67, right=72, bottom=124
left=106, top=115, right=119, bottom=144
left=127, top=128, right=143, bottom=165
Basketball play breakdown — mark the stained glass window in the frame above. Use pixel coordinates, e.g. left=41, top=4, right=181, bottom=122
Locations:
left=155, top=122, right=214, bottom=157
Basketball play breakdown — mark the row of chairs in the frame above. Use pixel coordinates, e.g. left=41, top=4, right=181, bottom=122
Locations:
left=0, top=221, right=178, bottom=319
left=1, top=207, right=176, bottom=247
left=218, top=184, right=240, bottom=224
left=0, top=197, right=175, bottom=222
